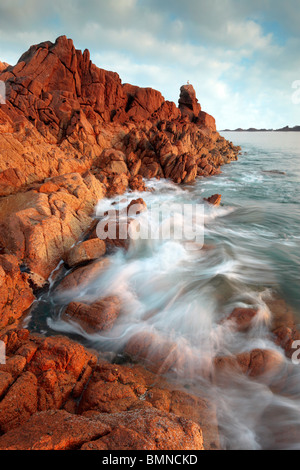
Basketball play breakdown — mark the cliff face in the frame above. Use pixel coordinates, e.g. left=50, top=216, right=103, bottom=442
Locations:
left=0, top=35, right=239, bottom=198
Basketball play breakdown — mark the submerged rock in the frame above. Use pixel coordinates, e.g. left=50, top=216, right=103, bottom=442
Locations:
left=62, top=296, right=121, bottom=333
left=204, top=194, right=222, bottom=206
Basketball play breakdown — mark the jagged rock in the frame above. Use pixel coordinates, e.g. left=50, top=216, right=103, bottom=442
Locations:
left=62, top=296, right=121, bottom=333
left=0, top=407, right=204, bottom=451
left=55, top=258, right=110, bottom=294
left=0, top=61, right=9, bottom=73
left=204, top=194, right=222, bottom=206
left=0, top=254, right=35, bottom=329
left=0, top=173, right=105, bottom=284
left=0, top=330, right=216, bottom=450
left=224, top=307, right=258, bottom=332
left=0, top=36, right=239, bottom=197
left=64, top=239, right=106, bottom=268
left=214, top=349, right=284, bottom=378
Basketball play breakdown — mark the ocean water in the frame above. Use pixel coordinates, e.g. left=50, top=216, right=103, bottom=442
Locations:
left=29, top=131, right=300, bottom=450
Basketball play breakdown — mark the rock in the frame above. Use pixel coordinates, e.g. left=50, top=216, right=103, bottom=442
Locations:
left=126, top=198, right=147, bottom=215
left=204, top=194, right=222, bottom=206
left=26, top=335, right=97, bottom=411
left=81, top=407, right=204, bottom=451
left=0, top=36, right=240, bottom=199
left=124, top=84, right=165, bottom=121
left=225, top=307, right=258, bottom=332
left=0, top=254, right=35, bottom=329
left=62, top=296, right=121, bottom=333
left=0, top=355, right=26, bottom=378
left=0, top=61, right=9, bottom=73
left=0, top=371, right=13, bottom=397
left=65, top=239, right=106, bottom=268
left=125, top=331, right=181, bottom=374
left=129, top=175, right=147, bottom=192
left=214, top=348, right=284, bottom=378
left=0, top=410, right=111, bottom=450
left=178, top=84, right=201, bottom=122
left=267, top=296, right=297, bottom=331
left=196, top=111, right=216, bottom=132
left=96, top=198, right=147, bottom=252
left=0, top=371, right=38, bottom=433
left=0, top=329, right=217, bottom=450
left=55, top=258, right=110, bottom=294
left=0, top=407, right=204, bottom=451
left=0, top=173, right=105, bottom=284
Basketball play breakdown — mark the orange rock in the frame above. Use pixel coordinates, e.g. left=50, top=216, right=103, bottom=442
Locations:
left=0, top=371, right=13, bottom=397
left=0, top=371, right=38, bottom=433
left=214, top=348, right=284, bottom=378
left=0, top=407, right=204, bottom=451
left=0, top=173, right=105, bottom=283
left=55, top=258, right=110, bottom=293
left=0, top=254, right=35, bottom=329
left=225, top=307, right=258, bottom=332
left=65, top=239, right=106, bottom=267
left=0, top=410, right=111, bottom=450
left=62, top=296, right=121, bottom=333
left=204, top=194, right=222, bottom=206
left=81, top=407, right=204, bottom=451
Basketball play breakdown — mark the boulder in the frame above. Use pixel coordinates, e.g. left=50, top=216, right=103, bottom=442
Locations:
left=0, top=407, right=204, bottom=451
left=0, top=254, right=35, bottom=329
left=224, top=307, right=258, bottom=332
left=204, top=194, right=222, bottom=206
left=65, top=239, right=106, bottom=268
left=0, top=173, right=105, bottom=283
left=62, top=296, right=121, bottom=333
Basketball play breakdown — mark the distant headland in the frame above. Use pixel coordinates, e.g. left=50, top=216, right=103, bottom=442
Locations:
left=220, top=125, right=300, bottom=132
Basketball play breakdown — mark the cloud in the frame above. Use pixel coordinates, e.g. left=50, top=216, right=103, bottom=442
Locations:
left=0, top=0, right=299, bottom=128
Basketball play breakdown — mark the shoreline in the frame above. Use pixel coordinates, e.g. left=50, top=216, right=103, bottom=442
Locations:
left=0, top=35, right=299, bottom=450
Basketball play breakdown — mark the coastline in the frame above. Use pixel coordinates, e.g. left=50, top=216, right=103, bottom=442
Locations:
left=0, top=36, right=299, bottom=450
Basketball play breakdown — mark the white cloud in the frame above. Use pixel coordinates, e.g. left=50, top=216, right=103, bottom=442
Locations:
left=0, top=0, right=299, bottom=128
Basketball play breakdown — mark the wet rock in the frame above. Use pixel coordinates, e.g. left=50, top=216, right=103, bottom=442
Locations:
left=214, top=348, right=285, bottom=378
left=0, top=36, right=240, bottom=200
left=225, top=307, right=258, bottom=332
left=55, top=258, right=110, bottom=294
left=178, top=84, right=201, bottom=122
left=204, top=194, right=222, bottom=206
left=0, top=407, right=204, bottom=451
left=0, top=173, right=105, bottom=284
left=65, top=239, right=106, bottom=268
left=62, top=296, right=121, bottom=334
left=81, top=407, right=204, bottom=451
left=0, top=410, right=111, bottom=450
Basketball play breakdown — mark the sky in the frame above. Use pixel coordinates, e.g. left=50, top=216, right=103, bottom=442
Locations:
left=0, top=0, right=299, bottom=129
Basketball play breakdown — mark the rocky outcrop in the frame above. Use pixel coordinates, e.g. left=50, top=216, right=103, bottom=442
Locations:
left=0, top=172, right=105, bottom=286
left=0, top=62, right=8, bottom=73
left=204, top=194, right=222, bottom=206
left=0, top=35, right=240, bottom=197
left=62, top=296, right=121, bottom=334
left=0, top=328, right=213, bottom=450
